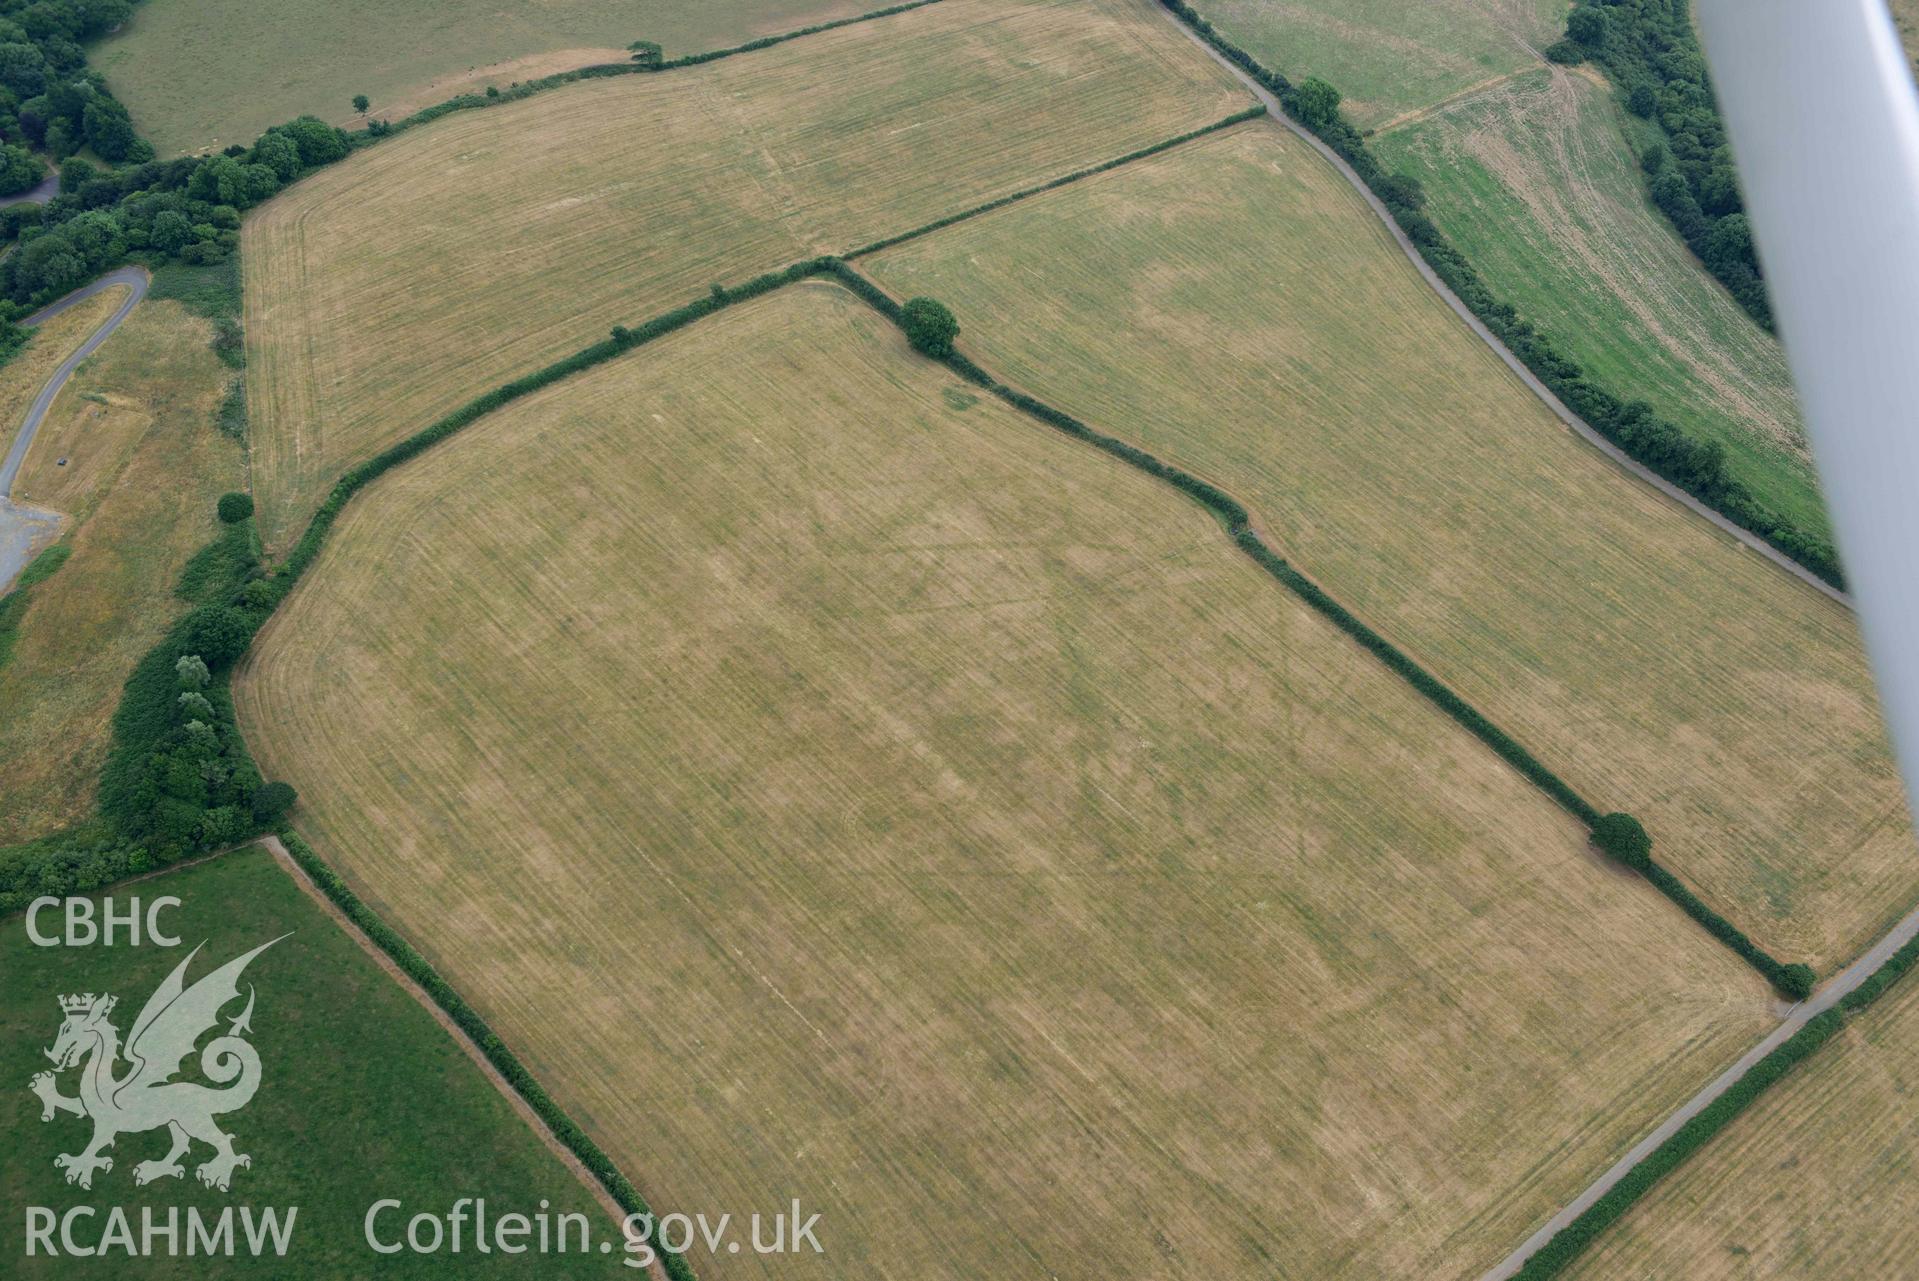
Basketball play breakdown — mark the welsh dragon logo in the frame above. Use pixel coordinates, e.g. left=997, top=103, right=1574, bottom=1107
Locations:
left=28, top=936, right=285, bottom=1192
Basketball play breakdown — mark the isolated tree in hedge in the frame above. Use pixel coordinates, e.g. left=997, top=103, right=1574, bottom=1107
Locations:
left=1777, top=963, right=1815, bottom=1002
left=902, top=297, right=958, bottom=358
left=1292, top=77, right=1342, bottom=132
left=1591, top=812, right=1652, bottom=872
left=629, top=40, right=663, bottom=67
left=217, top=491, right=254, bottom=523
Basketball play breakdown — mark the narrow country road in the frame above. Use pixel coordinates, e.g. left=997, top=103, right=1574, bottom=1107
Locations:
left=0, top=265, right=150, bottom=591
left=1161, top=14, right=1849, bottom=608
left=1481, top=897, right=1919, bottom=1278
left=1152, top=12, right=1919, bottom=1275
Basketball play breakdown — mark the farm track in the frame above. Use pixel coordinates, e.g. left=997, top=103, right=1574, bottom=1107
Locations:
left=1160, top=10, right=1848, bottom=608
left=0, top=266, right=150, bottom=591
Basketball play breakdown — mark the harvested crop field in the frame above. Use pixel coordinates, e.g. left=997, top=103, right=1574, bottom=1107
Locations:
left=1188, top=0, right=1566, bottom=128
left=237, top=282, right=1774, bottom=1280
left=0, top=298, right=241, bottom=843
left=241, top=0, right=1247, bottom=550
left=1565, top=970, right=1919, bottom=1280
left=1374, top=66, right=1821, bottom=536
left=866, top=124, right=1913, bottom=972
left=93, top=0, right=882, bottom=156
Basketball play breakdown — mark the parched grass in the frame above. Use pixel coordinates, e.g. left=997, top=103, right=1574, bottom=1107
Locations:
left=1563, top=971, right=1919, bottom=1280
left=236, top=283, right=1773, bottom=1280
left=91, top=0, right=883, bottom=156
left=1374, top=67, right=1822, bottom=536
left=0, top=300, right=242, bottom=843
left=240, top=0, right=1247, bottom=551
left=0, top=845, right=616, bottom=1277
left=0, top=286, right=128, bottom=482
left=866, top=125, right=1913, bottom=971
left=1188, top=0, right=1566, bottom=128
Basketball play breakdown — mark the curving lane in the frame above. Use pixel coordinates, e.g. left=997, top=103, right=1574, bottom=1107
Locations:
left=0, top=266, right=150, bottom=591
left=1160, top=14, right=1849, bottom=608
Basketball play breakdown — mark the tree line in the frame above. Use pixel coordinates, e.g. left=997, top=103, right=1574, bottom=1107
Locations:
left=1548, top=0, right=1770, bottom=329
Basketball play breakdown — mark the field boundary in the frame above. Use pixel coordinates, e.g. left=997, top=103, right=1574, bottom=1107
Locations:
left=845, top=105, right=1266, bottom=258
left=1151, top=0, right=1845, bottom=596
left=816, top=260, right=1808, bottom=996
left=359, top=0, right=949, bottom=145
left=1500, top=918, right=1919, bottom=1278
left=274, top=832, right=685, bottom=1279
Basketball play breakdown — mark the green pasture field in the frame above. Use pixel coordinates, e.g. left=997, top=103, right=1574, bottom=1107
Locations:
left=1189, top=0, right=1567, bottom=128
left=1374, top=66, right=1822, bottom=536
left=0, top=845, right=618, bottom=1277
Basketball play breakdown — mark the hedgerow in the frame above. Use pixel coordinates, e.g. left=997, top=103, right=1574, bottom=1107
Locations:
left=0, top=0, right=946, bottom=367
left=1511, top=1006, right=1845, bottom=1277
left=362, top=0, right=948, bottom=144
left=278, top=831, right=697, bottom=1280
left=845, top=105, right=1266, bottom=258
left=826, top=257, right=1819, bottom=996
left=1151, top=0, right=1841, bottom=590
left=1514, top=924, right=1919, bottom=1275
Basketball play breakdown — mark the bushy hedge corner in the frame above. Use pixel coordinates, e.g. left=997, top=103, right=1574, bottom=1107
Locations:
left=902, top=296, right=958, bottom=357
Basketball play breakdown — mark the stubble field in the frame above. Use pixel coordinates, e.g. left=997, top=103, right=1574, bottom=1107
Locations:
left=1565, top=970, right=1919, bottom=1280
left=240, top=0, right=1247, bottom=550
left=866, top=124, right=1912, bottom=972
left=91, top=0, right=882, bottom=156
left=236, top=282, right=1774, bottom=1280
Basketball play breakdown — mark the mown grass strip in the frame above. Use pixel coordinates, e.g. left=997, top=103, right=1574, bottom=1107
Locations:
left=1151, top=0, right=1842, bottom=590
left=845, top=105, right=1267, bottom=259
left=278, top=830, right=696, bottom=1280
left=1511, top=926, right=1919, bottom=1277
left=821, top=258, right=1811, bottom=997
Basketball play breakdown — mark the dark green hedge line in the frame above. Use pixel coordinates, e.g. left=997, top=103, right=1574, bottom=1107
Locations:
left=846, top=105, right=1266, bottom=259
left=1514, top=922, right=1919, bottom=1276
left=1152, top=0, right=1842, bottom=590
left=0, top=542, right=70, bottom=671
left=824, top=258, right=1821, bottom=995
left=1512, top=1006, right=1844, bottom=1277
left=364, top=0, right=947, bottom=144
left=278, top=832, right=696, bottom=1281
left=824, top=259, right=1594, bottom=822
left=1840, top=929, right=1919, bottom=1014
left=1643, top=859, right=1813, bottom=1000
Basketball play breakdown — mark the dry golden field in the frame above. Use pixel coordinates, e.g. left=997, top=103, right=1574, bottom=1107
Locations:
left=0, top=300, right=241, bottom=840
left=237, top=283, right=1773, bottom=1280
left=241, top=0, right=1248, bottom=550
left=866, top=124, right=1913, bottom=972
left=1566, top=972, right=1919, bottom=1280
left=96, top=0, right=882, bottom=156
